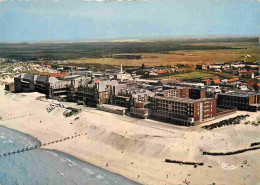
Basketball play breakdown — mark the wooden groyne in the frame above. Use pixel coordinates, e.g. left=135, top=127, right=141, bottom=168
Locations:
left=165, top=159, right=204, bottom=166
left=0, top=133, right=87, bottom=158
left=250, top=142, right=260, bottom=147
left=202, top=114, right=249, bottom=130
left=0, top=113, right=35, bottom=122
left=202, top=146, right=260, bottom=156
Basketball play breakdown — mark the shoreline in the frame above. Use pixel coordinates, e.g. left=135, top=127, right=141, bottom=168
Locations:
left=0, top=88, right=260, bottom=185
left=0, top=125, right=141, bottom=185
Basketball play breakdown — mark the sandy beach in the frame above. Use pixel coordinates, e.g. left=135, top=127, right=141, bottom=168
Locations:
left=0, top=85, right=259, bottom=185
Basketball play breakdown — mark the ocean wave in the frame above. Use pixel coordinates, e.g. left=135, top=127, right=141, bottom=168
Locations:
left=82, top=167, right=95, bottom=176
left=96, top=174, right=105, bottom=179
left=58, top=171, right=65, bottom=176
left=47, top=151, right=59, bottom=157
left=2, top=139, right=13, bottom=144
left=0, top=136, right=6, bottom=139
left=67, top=159, right=78, bottom=167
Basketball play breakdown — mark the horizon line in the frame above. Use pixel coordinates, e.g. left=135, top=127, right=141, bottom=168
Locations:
left=0, top=34, right=259, bottom=44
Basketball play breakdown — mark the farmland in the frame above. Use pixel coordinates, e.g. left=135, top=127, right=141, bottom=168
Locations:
left=0, top=37, right=258, bottom=68
left=150, top=71, right=239, bottom=82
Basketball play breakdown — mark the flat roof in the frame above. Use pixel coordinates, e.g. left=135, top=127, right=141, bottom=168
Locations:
left=219, top=92, right=260, bottom=98
left=151, top=96, right=214, bottom=103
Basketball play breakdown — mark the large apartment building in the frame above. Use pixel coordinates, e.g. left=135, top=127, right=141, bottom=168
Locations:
left=149, top=96, right=216, bottom=126
left=75, top=80, right=119, bottom=107
left=217, top=92, right=260, bottom=112
left=14, top=73, right=68, bottom=96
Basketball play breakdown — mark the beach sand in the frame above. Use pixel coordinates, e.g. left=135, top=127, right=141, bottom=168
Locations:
left=0, top=86, right=259, bottom=185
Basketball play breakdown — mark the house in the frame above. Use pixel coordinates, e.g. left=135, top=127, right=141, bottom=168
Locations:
left=228, top=78, right=240, bottom=83
left=196, top=64, right=207, bottom=70
left=157, top=70, right=169, bottom=75
left=212, top=79, right=221, bottom=85
left=246, top=72, right=254, bottom=79
left=201, top=79, right=211, bottom=85
left=238, top=70, right=248, bottom=77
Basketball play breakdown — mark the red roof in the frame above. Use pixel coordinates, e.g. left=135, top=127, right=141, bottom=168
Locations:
left=247, top=82, right=260, bottom=87
left=247, top=81, right=255, bottom=87
left=157, top=70, right=168, bottom=74
left=238, top=70, right=247, bottom=73
left=197, top=64, right=203, bottom=66
left=228, top=78, right=239, bottom=82
left=47, top=72, right=69, bottom=78
left=213, top=79, right=221, bottom=84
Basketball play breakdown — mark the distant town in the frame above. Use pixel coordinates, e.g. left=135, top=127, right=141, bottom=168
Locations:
left=2, top=54, right=260, bottom=127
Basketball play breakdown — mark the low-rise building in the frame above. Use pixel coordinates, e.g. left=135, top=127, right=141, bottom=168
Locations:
left=196, top=64, right=207, bottom=70
left=130, top=107, right=149, bottom=119
left=217, top=91, right=260, bottom=111
left=4, top=82, right=15, bottom=91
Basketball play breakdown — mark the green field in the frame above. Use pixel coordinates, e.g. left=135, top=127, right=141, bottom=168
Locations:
left=0, top=37, right=258, bottom=61
left=153, top=71, right=239, bottom=82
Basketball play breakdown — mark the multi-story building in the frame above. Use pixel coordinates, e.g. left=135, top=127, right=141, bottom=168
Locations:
left=14, top=73, right=75, bottom=100
left=130, top=107, right=150, bottom=119
left=158, top=86, right=189, bottom=98
left=76, top=80, right=119, bottom=107
left=189, top=88, right=206, bottom=99
left=217, top=92, right=260, bottom=112
left=149, top=96, right=216, bottom=126
left=114, top=87, right=154, bottom=108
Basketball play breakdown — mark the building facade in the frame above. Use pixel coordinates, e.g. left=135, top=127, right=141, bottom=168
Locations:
left=217, top=92, right=260, bottom=111
left=149, top=96, right=216, bottom=126
left=189, top=88, right=206, bottom=100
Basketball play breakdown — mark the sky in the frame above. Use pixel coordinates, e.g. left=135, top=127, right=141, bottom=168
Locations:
left=0, top=0, right=259, bottom=42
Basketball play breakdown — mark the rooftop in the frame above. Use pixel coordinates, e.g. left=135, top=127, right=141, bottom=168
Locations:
left=151, top=96, right=214, bottom=103
left=219, top=91, right=260, bottom=98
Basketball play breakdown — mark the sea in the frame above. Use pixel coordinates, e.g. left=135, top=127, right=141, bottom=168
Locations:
left=0, top=126, right=140, bottom=185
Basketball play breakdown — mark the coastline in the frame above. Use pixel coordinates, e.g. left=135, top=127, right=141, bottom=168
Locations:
left=0, top=88, right=260, bottom=185
left=0, top=125, right=141, bottom=185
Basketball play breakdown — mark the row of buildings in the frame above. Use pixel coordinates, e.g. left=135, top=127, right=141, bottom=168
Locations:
left=197, top=61, right=260, bottom=79
left=11, top=70, right=260, bottom=127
